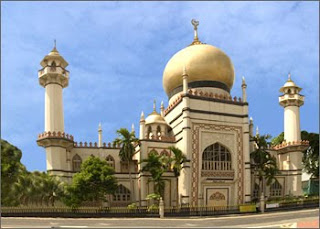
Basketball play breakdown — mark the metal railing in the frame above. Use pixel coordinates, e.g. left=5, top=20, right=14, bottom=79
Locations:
left=1, top=198, right=318, bottom=218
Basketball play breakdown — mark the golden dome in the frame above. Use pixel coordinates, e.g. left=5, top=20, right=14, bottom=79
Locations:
left=162, top=43, right=235, bottom=96
left=145, top=111, right=167, bottom=125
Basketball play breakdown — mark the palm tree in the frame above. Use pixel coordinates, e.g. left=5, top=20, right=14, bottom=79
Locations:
left=141, top=151, right=169, bottom=198
left=12, top=172, right=33, bottom=206
left=113, top=128, right=139, bottom=203
left=250, top=134, right=279, bottom=199
left=168, top=146, right=187, bottom=207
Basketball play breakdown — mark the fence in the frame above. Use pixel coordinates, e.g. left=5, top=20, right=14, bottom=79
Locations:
left=265, top=198, right=319, bottom=212
left=1, top=198, right=318, bottom=218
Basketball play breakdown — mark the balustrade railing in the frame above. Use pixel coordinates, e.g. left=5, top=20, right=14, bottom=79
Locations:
left=202, top=161, right=232, bottom=171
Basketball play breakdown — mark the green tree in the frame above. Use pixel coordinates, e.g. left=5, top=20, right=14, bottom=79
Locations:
left=1, top=139, right=27, bottom=206
left=251, top=134, right=279, bottom=198
left=271, top=132, right=284, bottom=146
left=271, top=131, right=319, bottom=178
left=168, top=146, right=187, bottom=206
left=62, top=155, right=118, bottom=208
left=141, top=151, right=170, bottom=198
left=301, top=131, right=319, bottom=178
left=113, top=128, right=139, bottom=203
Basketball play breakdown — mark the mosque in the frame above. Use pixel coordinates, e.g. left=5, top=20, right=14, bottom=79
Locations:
left=36, top=20, right=309, bottom=207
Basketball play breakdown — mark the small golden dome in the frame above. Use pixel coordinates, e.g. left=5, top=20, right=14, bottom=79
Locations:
left=162, top=44, right=235, bottom=96
left=145, top=111, right=167, bottom=125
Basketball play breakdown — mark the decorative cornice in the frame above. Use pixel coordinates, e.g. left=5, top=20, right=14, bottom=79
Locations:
left=273, top=140, right=309, bottom=153
left=73, top=141, right=121, bottom=149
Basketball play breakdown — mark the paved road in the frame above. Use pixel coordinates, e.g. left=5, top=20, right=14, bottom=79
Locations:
left=1, top=208, right=319, bottom=228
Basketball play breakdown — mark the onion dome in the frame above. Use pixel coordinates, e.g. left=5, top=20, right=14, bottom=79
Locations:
left=162, top=20, right=235, bottom=98
left=145, top=101, right=167, bottom=125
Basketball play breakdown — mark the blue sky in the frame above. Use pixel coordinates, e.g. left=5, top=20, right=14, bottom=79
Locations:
left=1, top=1, right=319, bottom=172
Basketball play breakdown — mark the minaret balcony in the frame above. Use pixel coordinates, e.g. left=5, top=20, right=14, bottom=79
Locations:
left=37, top=131, right=74, bottom=150
left=279, top=94, right=304, bottom=107
left=38, top=66, right=69, bottom=78
left=38, top=67, right=69, bottom=88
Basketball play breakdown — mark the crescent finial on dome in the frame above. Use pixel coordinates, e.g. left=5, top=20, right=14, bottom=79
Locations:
left=191, top=19, right=202, bottom=45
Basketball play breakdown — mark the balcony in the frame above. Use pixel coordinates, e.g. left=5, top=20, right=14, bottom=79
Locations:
left=201, top=161, right=234, bottom=179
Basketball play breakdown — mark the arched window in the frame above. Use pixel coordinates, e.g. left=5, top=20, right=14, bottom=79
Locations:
left=270, top=180, right=282, bottom=197
left=288, top=89, right=291, bottom=94
left=106, top=155, right=115, bottom=169
left=113, top=184, right=131, bottom=202
left=147, top=126, right=152, bottom=139
left=160, top=150, right=170, bottom=157
left=157, top=126, right=161, bottom=137
left=72, top=154, right=82, bottom=172
left=50, top=61, right=56, bottom=71
left=202, top=143, right=231, bottom=170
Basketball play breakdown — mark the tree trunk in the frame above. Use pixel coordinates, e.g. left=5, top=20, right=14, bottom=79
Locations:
left=128, top=160, right=135, bottom=203
left=176, top=176, right=179, bottom=207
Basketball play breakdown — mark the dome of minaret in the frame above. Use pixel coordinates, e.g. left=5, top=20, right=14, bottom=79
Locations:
left=40, top=41, right=68, bottom=68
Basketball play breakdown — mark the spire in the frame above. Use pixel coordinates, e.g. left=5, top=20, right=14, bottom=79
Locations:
left=160, top=101, right=164, bottom=117
left=190, top=19, right=202, bottom=45
left=51, top=39, right=58, bottom=53
left=131, top=123, right=135, bottom=133
left=287, top=72, right=292, bottom=82
left=98, top=122, right=102, bottom=132
left=153, top=100, right=156, bottom=112
left=182, top=65, right=189, bottom=93
left=242, top=76, right=246, bottom=86
left=256, top=126, right=259, bottom=136
left=241, top=76, right=247, bottom=102
left=140, top=111, right=145, bottom=120
left=182, top=65, right=187, bottom=76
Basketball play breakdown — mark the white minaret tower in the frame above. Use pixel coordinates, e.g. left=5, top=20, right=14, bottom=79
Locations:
left=98, top=123, right=102, bottom=147
left=279, top=73, right=304, bottom=142
left=278, top=73, right=307, bottom=196
left=37, top=43, right=73, bottom=180
left=139, top=111, right=145, bottom=139
left=241, top=76, right=247, bottom=102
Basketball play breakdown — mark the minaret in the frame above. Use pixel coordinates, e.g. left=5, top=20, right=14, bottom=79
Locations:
left=279, top=73, right=304, bottom=142
left=160, top=101, right=164, bottom=117
left=278, top=73, right=307, bottom=196
left=98, top=123, right=102, bottom=147
left=37, top=43, right=73, bottom=180
left=242, top=76, right=247, bottom=102
left=131, top=123, right=135, bottom=133
left=139, top=111, right=145, bottom=139
left=39, top=42, right=69, bottom=132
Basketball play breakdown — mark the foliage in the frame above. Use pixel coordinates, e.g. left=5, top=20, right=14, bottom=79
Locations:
left=13, top=171, right=65, bottom=207
left=141, top=151, right=170, bottom=197
left=145, top=193, right=161, bottom=212
left=127, top=202, right=137, bottom=210
left=251, top=134, right=279, bottom=196
left=62, top=155, right=118, bottom=208
left=169, top=146, right=187, bottom=177
left=301, top=131, right=319, bottom=178
left=113, top=128, right=139, bottom=202
left=113, top=128, right=139, bottom=162
left=1, top=139, right=26, bottom=206
left=272, top=131, right=319, bottom=178
left=271, top=132, right=284, bottom=146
